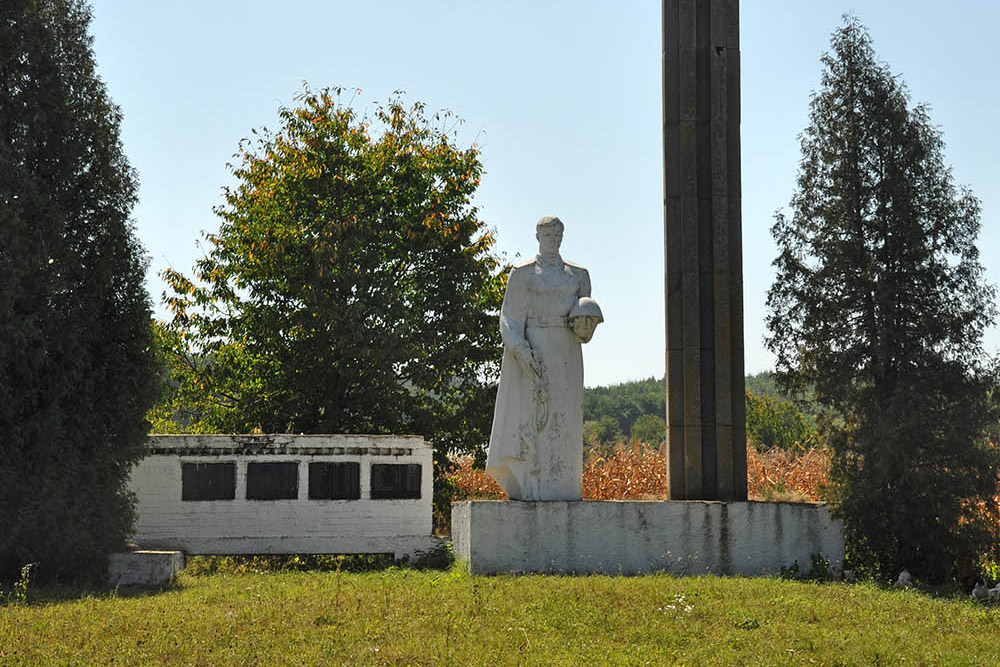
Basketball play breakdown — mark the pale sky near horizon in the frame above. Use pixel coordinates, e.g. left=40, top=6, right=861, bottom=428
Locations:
left=87, top=0, right=1000, bottom=388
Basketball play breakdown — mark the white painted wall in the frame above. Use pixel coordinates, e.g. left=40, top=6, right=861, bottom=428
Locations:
left=129, top=434, right=437, bottom=558
left=453, top=500, right=845, bottom=576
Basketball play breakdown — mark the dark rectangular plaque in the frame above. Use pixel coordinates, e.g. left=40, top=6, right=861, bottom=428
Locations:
left=370, top=463, right=421, bottom=499
left=182, top=462, right=236, bottom=501
left=246, top=461, right=299, bottom=500
left=308, top=462, right=361, bottom=500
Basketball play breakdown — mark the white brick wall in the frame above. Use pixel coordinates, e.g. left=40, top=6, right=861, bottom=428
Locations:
left=128, top=434, right=438, bottom=558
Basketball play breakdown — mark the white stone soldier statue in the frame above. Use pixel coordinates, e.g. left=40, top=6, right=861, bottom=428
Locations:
left=486, top=216, right=603, bottom=501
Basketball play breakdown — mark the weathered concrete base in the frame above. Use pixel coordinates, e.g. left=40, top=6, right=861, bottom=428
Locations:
left=452, top=500, right=843, bottom=576
left=108, top=550, right=185, bottom=586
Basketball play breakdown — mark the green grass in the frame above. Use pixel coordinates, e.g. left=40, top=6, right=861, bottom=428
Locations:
left=2, top=568, right=999, bottom=666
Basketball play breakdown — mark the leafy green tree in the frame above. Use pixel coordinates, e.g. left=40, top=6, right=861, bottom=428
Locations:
left=630, top=413, right=666, bottom=447
left=744, top=391, right=818, bottom=451
left=0, top=0, right=159, bottom=583
left=745, top=371, right=794, bottom=403
left=156, top=86, right=504, bottom=468
left=766, top=17, right=999, bottom=581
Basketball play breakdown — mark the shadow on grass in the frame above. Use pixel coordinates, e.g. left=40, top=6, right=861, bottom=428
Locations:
left=1, top=579, right=184, bottom=607
left=2, top=543, right=456, bottom=606
left=183, top=542, right=456, bottom=576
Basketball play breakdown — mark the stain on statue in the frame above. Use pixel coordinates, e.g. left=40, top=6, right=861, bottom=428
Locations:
left=486, top=216, right=603, bottom=501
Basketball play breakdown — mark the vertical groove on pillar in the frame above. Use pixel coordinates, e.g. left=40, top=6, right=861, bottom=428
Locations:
left=695, top=0, right=717, bottom=498
left=708, top=0, right=731, bottom=501
left=663, top=0, right=746, bottom=501
left=726, top=0, right=748, bottom=500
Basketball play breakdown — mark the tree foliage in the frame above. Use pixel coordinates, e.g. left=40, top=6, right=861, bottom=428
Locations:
left=766, top=17, right=999, bottom=581
left=0, top=0, right=159, bottom=583
left=745, top=391, right=818, bottom=452
left=745, top=371, right=807, bottom=404
left=583, top=376, right=665, bottom=437
left=583, top=416, right=623, bottom=454
left=580, top=374, right=819, bottom=452
left=630, top=413, right=666, bottom=447
left=155, top=86, right=504, bottom=465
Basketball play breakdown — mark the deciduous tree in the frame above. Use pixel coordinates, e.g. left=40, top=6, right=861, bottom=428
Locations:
left=630, top=413, right=666, bottom=447
left=155, top=87, right=504, bottom=468
left=0, top=0, right=159, bottom=583
left=744, top=391, right=818, bottom=452
left=766, top=17, right=999, bottom=581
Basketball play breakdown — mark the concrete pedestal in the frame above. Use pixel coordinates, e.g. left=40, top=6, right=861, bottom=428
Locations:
left=452, top=500, right=843, bottom=576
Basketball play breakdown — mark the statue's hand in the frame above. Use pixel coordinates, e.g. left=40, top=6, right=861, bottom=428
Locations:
left=513, top=344, right=542, bottom=379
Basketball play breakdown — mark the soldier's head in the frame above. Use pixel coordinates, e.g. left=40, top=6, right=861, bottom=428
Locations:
left=536, top=216, right=564, bottom=255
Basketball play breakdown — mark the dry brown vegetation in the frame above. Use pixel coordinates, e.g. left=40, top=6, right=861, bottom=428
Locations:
left=448, top=458, right=506, bottom=501
left=746, top=444, right=830, bottom=502
left=445, top=441, right=832, bottom=504
left=583, top=444, right=669, bottom=500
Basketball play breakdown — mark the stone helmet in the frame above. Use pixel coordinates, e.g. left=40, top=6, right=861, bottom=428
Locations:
left=569, top=296, right=604, bottom=323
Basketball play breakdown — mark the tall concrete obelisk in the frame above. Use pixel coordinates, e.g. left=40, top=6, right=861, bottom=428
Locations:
left=663, top=0, right=747, bottom=501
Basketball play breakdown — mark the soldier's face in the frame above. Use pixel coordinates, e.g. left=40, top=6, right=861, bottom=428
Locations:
left=537, top=226, right=563, bottom=255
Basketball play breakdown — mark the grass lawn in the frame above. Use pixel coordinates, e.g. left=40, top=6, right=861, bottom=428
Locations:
left=2, top=567, right=999, bottom=666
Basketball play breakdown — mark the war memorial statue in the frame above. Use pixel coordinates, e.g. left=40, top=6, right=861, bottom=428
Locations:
left=485, top=216, right=603, bottom=501
left=453, top=2, right=842, bottom=576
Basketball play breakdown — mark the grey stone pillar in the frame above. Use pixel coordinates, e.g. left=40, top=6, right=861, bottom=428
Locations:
left=663, top=0, right=746, bottom=501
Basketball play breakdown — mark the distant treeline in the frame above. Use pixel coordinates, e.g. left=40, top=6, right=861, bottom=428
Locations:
left=583, top=373, right=819, bottom=451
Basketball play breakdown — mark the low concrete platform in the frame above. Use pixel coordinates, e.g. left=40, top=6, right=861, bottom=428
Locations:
left=452, top=500, right=844, bottom=576
left=108, top=550, right=185, bottom=586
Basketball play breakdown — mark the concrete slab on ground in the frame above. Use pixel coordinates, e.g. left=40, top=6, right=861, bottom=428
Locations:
left=108, top=550, right=185, bottom=586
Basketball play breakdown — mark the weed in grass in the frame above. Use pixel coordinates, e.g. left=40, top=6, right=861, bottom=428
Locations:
left=402, top=541, right=455, bottom=570
left=0, top=562, right=37, bottom=606
left=657, top=592, right=693, bottom=614
left=13, top=562, right=36, bottom=604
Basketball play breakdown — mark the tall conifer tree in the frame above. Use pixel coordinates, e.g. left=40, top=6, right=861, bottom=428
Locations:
left=767, top=18, right=999, bottom=581
left=0, top=0, right=158, bottom=583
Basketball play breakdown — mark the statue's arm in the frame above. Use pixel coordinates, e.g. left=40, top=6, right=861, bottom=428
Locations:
left=499, top=267, right=531, bottom=357
left=578, top=267, right=592, bottom=298
left=500, top=267, right=543, bottom=379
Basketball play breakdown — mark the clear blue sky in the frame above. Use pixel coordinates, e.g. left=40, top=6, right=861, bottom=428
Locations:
left=88, top=0, right=1000, bottom=388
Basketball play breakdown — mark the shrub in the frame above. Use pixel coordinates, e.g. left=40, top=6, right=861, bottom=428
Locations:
left=745, top=391, right=818, bottom=451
